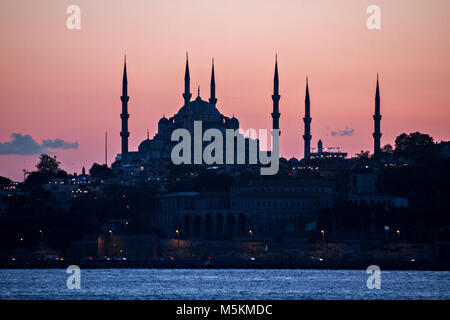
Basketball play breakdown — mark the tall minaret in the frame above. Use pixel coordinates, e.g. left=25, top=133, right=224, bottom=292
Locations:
left=120, top=55, right=130, bottom=160
left=271, top=55, right=281, bottom=133
left=303, top=77, right=312, bottom=158
left=209, top=58, right=217, bottom=106
left=183, top=53, right=192, bottom=106
left=373, top=74, right=382, bottom=155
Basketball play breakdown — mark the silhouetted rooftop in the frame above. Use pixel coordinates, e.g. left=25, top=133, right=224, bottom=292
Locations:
left=177, top=97, right=221, bottom=116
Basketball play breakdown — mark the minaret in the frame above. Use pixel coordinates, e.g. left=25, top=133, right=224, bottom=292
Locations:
left=183, top=53, right=192, bottom=106
left=271, top=55, right=281, bottom=134
left=303, top=77, right=312, bottom=158
left=120, top=55, right=130, bottom=160
left=373, top=74, right=382, bottom=155
left=209, top=58, right=217, bottom=106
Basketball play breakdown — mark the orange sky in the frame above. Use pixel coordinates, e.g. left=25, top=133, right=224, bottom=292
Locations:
left=1, top=0, right=449, bottom=180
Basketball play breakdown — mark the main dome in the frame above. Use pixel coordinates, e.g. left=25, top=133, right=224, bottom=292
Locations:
left=176, top=96, right=221, bottom=116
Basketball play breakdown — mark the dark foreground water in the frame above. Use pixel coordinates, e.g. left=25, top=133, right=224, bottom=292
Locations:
left=0, top=269, right=449, bottom=300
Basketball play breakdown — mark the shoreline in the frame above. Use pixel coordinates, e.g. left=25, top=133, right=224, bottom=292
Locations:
left=1, top=260, right=449, bottom=271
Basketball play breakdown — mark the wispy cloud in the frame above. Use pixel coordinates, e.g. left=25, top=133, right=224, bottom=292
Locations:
left=0, top=133, right=78, bottom=155
left=331, top=127, right=355, bottom=137
left=42, top=138, right=78, bottom=149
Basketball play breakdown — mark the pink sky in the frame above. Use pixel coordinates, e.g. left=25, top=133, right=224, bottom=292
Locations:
left=1, top=0, right=449, bottom=181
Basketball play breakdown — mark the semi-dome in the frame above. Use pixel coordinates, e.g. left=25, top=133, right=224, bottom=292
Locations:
left=138, top=139, right=152, bottom=152
left=228, top=115, right=239, bottom=129
left=288, top=157, right=299, bottom=164
left=158, top=116, right=170, bottom=125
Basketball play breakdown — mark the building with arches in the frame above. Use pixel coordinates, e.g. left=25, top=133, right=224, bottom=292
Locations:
left=157, top=179, right=335, bottom=240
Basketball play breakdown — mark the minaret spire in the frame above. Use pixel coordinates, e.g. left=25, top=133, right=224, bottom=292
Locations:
left=303, top=76, right=312, bottom=159
left=120, top=55, right=130, bottom=161
left=271, top=55, right=281, bottom=134
left=123, top=54, right=127, bottom=86
left=209, top=58, right=217, bottom=106
left=274, top=54, right=279, bottom=93
left=183, top=52, right=192, bottom=106
left=373, top=74, right=382, bottom=155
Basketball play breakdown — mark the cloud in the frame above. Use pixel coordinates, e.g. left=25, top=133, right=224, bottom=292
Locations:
left=0, top=133, right=78, bottom=155
left=42, top=138, right=78, bottom=149
left=331, top=127, right=355, bottom=137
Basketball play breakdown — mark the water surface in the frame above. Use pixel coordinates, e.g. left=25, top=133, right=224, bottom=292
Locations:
left=0, top=269, right=448, bottom=300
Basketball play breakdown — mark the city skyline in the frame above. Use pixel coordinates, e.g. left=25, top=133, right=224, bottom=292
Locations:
left=1, top=0, right=450, bottom=180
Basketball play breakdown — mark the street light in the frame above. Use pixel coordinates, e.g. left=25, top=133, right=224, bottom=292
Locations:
left=176, top=229, right=180, bottom=249
left=249, top=229, right=253, bottom=241
left=321, top=230, right=325, bottom=242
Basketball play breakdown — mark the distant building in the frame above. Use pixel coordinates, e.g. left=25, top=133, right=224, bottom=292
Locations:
left=348, top=167, right=408, bottom=209
left=157, top=179, right=335, bottom=240
left=44, top=173, right=102, bottom=210
left=113, top=55, right=257, bottom=171
left=0, top=182, right=24, bottom=215
left=308, top=139, right=347, bottom=160
left=112, top=56, right=381, bottom=176
left=436, top=141, right=450, bottom=159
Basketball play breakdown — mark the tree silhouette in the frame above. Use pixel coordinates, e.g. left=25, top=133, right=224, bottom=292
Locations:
left=89, top=163, right=114, bottom=178
left=25, top=154, right=67, bottom=186
left=382, top=144, right=393, bottom=154
left=394, top=132, right=434, bottom=158
left=36, top=154, right=61, bottom=174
